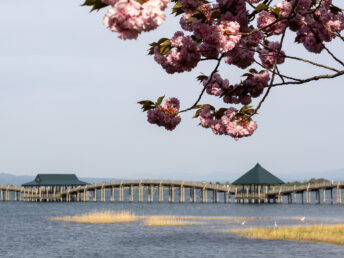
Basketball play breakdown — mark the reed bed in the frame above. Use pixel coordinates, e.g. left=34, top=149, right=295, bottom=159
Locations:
left=231, top=224, right=344, bottom=245
left=143, top=216, right=196, bottom=226
left=50, top=210, right=137, bottom=224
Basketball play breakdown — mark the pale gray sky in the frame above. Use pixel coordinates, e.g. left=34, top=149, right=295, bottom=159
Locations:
left=0, top=0, right=343, bottom=181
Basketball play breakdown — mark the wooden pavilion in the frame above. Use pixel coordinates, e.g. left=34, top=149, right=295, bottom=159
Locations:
left=21, top=174, right=88, bottom=202
left=232, top=163, right=285, bottom=203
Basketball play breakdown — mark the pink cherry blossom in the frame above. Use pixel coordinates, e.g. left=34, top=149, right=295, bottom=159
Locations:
left=154, top=31, right=200, bottom=73
left=200, top=106, right=257, bottom=140
left=147, top=98, right=181, bottom=130
left=103, top=0, right=170, bottom=40
left=258, top=41, right=285, bottom=69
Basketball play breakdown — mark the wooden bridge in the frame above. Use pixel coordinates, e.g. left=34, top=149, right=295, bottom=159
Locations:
left=0, top=180, right=343, bottom=204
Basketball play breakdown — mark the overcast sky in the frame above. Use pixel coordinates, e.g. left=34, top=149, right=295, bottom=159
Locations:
left=0, top=0, right=343, bottom=181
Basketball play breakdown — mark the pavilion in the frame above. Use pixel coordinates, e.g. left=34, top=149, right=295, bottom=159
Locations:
left=21, top=174, right=88, bottom=202
left=232, top=163, right=285, bottom=203
left=22, top=174, right=88, bottom=188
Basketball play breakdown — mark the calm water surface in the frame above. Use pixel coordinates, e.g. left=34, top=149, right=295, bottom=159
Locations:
left=1, top=202, right=344, bottom=258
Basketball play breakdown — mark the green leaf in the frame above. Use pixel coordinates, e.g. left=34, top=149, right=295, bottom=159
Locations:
left=155, top=96, right=165, bottom=107
left=138, top=100, right=155, bottom=112
left=254, top=3, right=269, bottom=12
left=330, top=6, right=341, bottom=15
left=270, top=7, right=281, bottom=17
left=242, top=73, right=253, bottom=78
left=294, top=34, right=304, bottom=43
left=193, top=108, right=204, bottom=118
left=81, top=0, right=108, bottom=12
left=192, top=11, right=207, bottom=23
left=240, top=105, right=253, bottom=112
left=148, top=38, right=171, bottom=55
left=214, top=108, right=227, bottom=120
left=196, top=74, right=209, bottom=83
left=211, top=11, right=222, bottom=20
left=191, top=35, right=202, bottom=44
left=159, top=39, right=171, bottom=55
left=171, top=1, right=184, bottom=16
left=192, top=104, right=209, bottom=109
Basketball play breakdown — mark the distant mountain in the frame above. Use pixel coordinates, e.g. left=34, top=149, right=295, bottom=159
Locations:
left=0, top=173, right=33, bottom=186
left=0, top=173, right=121, bottom=186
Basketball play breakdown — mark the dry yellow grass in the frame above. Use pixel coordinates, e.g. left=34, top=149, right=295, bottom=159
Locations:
left=231, top=224, right=344, bottom=245
left=50, top=210, right=137, bottom=224
left=143, top=216, right=196, bottom=226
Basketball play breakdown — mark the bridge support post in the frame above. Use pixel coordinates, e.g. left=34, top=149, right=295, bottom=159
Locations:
left=158, top=184, right=163, bottom=203
left=169, top=186, right=174, bottom=203
left=301, top=192, right=304, bottom=204
left=138, top=184, right=143, bottom=203
left=293, top=192, right=297, bottom=204
left=323, top=189, right=326, bottom=204
left=189, top=188, right=193, bottom=203
left=331, top=188, right=333, bottom=204
left=316, top=190, right=320, bottom=204
left=120, top=185, right=124, bottom=202
left=306, top=184, right=310, bottom=204
left=202, top=188, right=207, bottom=203
left=83, top=187, right=87, bottom=202
left=179, top=185, right=184, bottom=203
left=129, top=185, right=134, bottom=202
left=337, top=184, right=341, bottom=204
left=111, top=187, right=115, bottom=202
left=148, top=185, right=153, bottom=202
left=101, top=186, right=105, bottom=202
left=216, top=190, right=220, bottom=203
left=0, top=190, right=3, bottom=201
left=39, top=187, right=42, bottom=202
left=93, top=189, right=97, bottom=202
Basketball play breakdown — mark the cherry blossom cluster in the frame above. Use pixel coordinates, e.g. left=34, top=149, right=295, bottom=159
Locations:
left=203, top=70, right=269, bottom=105
left=154, top=31, right=201, bottom=73
left=257, top=0, right=344, bottom=53
left=199, top=106, right=257, bottom=140
left=147, top=98, right=182, bottom=130
left=83, top=0, right=344, bottom=140
left=223, top=70, right=270, bottom=105
left=257, top=41, right=286, bottom=69
left=203, top=73, right=230, bottom=96
left=102, top=0, right=170, bottom=39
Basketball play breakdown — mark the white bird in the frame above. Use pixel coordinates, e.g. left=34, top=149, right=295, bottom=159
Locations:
left=274, top=221, right=278, bottom=228
left=300, top=216, right=306, bottom=222
left=241, top=221, right=246, bottom=225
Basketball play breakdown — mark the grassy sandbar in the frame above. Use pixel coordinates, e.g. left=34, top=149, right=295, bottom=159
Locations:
left=231, top=224, right=344, bottom=245
left=50, top=210, right=137, bottom=224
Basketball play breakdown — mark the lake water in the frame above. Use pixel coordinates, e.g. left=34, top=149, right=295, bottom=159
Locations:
left=1, top=202, right=344, bottom=258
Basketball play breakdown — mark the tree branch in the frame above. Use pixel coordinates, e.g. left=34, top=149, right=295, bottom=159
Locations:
left=179, top=54, right=224, bottom=113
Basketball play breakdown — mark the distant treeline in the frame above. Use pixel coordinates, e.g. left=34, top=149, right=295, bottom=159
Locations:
left=284, top=178, right=331, bottom=186
left=210, top=178, right=331, bottom=186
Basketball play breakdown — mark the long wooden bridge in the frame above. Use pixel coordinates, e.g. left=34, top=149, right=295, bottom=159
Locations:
left=0, top=180, right=343, bottom=204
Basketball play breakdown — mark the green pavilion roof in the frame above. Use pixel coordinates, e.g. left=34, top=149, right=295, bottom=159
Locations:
left=232, top=163, right=285, bottom=185
left=22, top=174, right=88, bottom=187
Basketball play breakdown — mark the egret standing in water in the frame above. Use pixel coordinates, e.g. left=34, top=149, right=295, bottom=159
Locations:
left=274, top=221, right=278, bottom=228
left=300, top=216, right=306, bottom=222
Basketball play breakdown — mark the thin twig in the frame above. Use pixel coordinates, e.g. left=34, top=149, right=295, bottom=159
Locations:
left=270, top=71, right=344, bottom=87
left=254, top=60, right=301, bottom=82
left=179, top=55, right=224, bottom=113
